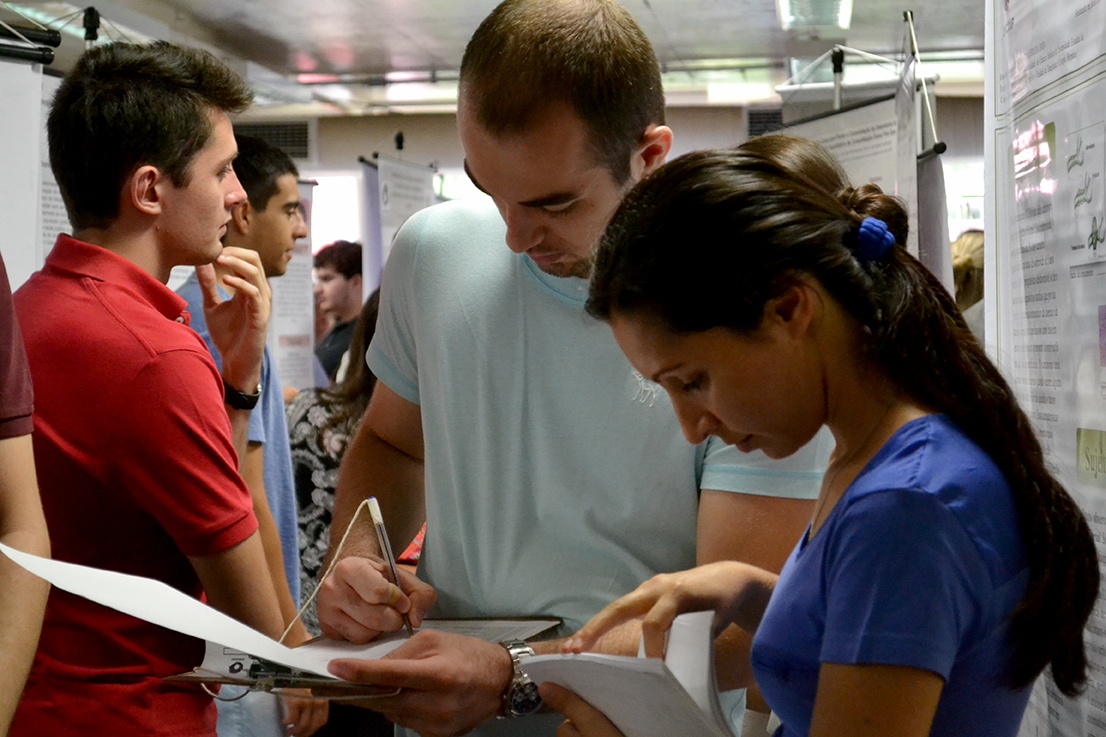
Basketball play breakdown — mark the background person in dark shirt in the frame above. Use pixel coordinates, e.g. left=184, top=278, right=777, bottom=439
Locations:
left=313, top=240, right=363, bottom=382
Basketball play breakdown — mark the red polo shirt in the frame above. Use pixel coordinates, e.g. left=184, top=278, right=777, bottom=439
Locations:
left=12, top=235, right=258, bottom=737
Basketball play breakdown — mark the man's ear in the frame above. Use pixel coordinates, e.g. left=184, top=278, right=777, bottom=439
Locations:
left=349, top=273, right=363, bottom=294
left=229, top=200, right=253, bottom=236
left=633, top=124, right=673, bottom=181
left=130, top=165, right=162, bottom=217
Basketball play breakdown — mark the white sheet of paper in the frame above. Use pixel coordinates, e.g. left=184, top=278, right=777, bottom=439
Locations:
left=0, top=543, right=558, bottom=681
left=0, top=543, right=339, bottom=676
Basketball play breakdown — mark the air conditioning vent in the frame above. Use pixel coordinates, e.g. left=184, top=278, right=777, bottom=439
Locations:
left=233, top=121, right=314, bottom=163
left=747, top=107, right=785, bottom=138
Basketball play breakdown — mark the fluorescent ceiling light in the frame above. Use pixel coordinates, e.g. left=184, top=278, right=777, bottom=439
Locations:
left=707, top=82, right=779, bottom=105
left=776, top=0, right=853, bottom=31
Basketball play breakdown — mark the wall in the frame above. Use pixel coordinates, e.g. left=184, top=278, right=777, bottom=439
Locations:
left=936, top=97, right=986, bottom=237
left=311, top=100, right=980, bottom=172
left=937, top=96, right=985, bottom=158
left=311, top=106, right=750, bottom=174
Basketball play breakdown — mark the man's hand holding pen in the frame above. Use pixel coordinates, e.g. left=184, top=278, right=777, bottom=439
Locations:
left=316, top=555, right=437, bottom=644
left=313, top=499, right=533, bottom=736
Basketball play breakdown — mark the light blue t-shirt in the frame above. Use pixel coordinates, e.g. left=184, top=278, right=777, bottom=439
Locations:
left=177, top=274, right=300, bottom=602
left=368, top=198, right=830, bottom=737
left=752, top=415, right=1030, bottom=737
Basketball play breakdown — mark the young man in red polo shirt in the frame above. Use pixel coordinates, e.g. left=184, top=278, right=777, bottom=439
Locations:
left=11, top=41, right=288, bottom=737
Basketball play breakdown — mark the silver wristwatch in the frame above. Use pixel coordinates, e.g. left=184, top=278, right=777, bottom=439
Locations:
left=499, top=639, right=543, bottom=717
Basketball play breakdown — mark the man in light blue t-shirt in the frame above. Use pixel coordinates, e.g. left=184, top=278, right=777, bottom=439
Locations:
left=314, top=2, right=829, bottom=737
left=178, top=135, right=328, bottom=737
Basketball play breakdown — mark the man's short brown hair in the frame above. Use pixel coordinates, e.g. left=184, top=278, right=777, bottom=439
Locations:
left=49, top=41, right=252, bottom=230
left=459, top=0, right=665, bottom=185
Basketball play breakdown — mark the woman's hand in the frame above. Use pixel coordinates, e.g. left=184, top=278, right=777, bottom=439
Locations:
left=540, top=683, right=626, bottom=737
left=563, top=561, right=776, bottom=658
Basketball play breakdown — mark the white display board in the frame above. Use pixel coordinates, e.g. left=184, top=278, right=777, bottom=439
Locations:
left=784, top=95, right=921, bottom=258
left=986, top=0, right=1106, bottom=734
left=38, top=73, right=68, bottom=271
left=0, top=60, right=44, bottom=289
left=267, top=180, right=318, bottom=390
left=361, top=155, right=437, bottom=296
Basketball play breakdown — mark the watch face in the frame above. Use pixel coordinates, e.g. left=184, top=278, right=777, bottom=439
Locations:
left=508, top=680, right=543, bottom=716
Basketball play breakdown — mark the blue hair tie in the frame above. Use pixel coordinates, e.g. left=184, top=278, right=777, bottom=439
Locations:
left=854, top=217, right=896, bottom=263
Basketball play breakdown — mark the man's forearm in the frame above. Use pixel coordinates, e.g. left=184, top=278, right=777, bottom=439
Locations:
left=328, top=425, right=425, bottom=566
left=534, top=618, right=643, bottom=658
left=241, top=445, right=304, bottom=640
left=227, top=406, right=252, bottom=462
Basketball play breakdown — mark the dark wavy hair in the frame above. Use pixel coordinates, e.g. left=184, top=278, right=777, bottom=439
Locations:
left=48, top=41, right=252, bottom=230
left=587, top=134, right=1098, bottom=696
left=459, top=0, right=664, bottom=184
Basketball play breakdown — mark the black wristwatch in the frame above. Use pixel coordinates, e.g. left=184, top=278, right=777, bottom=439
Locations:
left=499, top=640, right=543, bottom=718
left=223, top=379, right=262, bottom=410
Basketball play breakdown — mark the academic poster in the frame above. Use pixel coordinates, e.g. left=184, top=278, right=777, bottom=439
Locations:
left=784, top=94, right=921, bottom=258
left=267, top=180, right=317, bottom=390
left=361, top=155, right=436, bottom=296
left=988, top=0, right=1106, bottom=734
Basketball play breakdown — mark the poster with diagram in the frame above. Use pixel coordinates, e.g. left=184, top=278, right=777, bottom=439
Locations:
left=988, top=0, right=1106, bottom=734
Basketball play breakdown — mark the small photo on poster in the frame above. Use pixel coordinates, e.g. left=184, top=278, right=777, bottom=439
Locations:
left=1077, top=427, right=1106, bottom=489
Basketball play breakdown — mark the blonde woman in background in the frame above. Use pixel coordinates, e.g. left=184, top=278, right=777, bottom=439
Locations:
left=951, top=229, right=984, bottom=341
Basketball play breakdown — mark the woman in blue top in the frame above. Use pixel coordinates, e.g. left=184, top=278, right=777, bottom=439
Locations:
left=541, top=135, right=1098, bottom=737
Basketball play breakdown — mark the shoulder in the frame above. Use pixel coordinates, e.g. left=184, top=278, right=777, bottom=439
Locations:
left=403, top=196, right=501, bottom=234
left=175, top=274, right=211, bottom=336
left=287, top=387, right=326, bottom=420
left=21, top=271, right=215, bottom=369
left=132, top=346, right=223, bottom=396
left=842, top=415, right=1023, bottom=577
left=288, top=387, right=348, bottom=428
left=852, top=415, right=1007, bottom=503
left=380, top=198, right=510, bottom=314
left=390, top=198, right=504, bottom=265
left=175, top=272, right=201, bottom=304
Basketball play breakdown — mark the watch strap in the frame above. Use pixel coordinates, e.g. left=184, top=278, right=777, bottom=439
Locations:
left=223, top=379, right=262, bottom=410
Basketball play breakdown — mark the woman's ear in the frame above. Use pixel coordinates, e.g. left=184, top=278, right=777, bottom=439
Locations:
left=766, top=282, right=818, bottom=336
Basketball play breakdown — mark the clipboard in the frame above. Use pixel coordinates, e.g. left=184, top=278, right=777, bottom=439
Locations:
left=166, top=618, right=562, bottom=694
left=0, top=543, right=560, bottom=697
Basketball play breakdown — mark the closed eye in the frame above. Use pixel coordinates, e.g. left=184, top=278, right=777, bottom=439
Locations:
left=664, top=374, right=704, bottom=394
left=540, top=200, right=575, bottom=216
left=680, top=377, right=703, bottom=392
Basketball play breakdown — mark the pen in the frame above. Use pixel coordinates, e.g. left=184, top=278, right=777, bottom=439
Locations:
left=367, top=496, right=415, bottom=638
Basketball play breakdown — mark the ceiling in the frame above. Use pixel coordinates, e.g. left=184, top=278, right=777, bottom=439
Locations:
left=1, top=0, right=986, bottom=118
